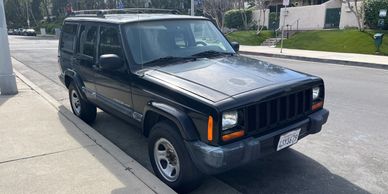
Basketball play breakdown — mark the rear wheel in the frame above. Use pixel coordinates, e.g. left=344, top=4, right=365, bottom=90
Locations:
left=149, top=121, right=203, bottom=193
left=68, top=83, right=96, bottom=124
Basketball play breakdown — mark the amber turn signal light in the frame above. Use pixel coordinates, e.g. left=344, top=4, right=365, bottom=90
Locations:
left=208, top=116, right=213, bottom=142
left=312, top=101, right=324, bottom=111
left=222, top=130, right=245, bottom=142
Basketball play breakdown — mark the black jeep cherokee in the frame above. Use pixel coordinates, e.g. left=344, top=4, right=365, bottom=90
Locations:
left=59, top=9, right=329, bottom=192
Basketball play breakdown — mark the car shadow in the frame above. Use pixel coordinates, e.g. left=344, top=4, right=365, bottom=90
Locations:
left=86, top=111, right=370, bottom=194
left=92, top=111, right=152, bottom=170
left=57, top=107, right=160, bottom=193
left=216, top=148, right=370, bottom=194
left=0, top=95, right=11, bottom=109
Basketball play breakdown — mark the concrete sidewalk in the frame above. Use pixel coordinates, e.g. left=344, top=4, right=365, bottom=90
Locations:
left=240, top=46, right=388, bottom=70
left=0, top=74, right=175, bottom=193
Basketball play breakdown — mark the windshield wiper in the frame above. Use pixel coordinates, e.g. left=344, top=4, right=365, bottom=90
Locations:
left=191, top=50, right=233, bottom=58
left=143, top=56, right=195, bottom=66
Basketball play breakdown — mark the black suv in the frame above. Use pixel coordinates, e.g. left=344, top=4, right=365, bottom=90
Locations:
left=59, top=9, right=329, bottom=192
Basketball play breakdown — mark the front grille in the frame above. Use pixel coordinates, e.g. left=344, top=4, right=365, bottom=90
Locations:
left=245, top=89, right=312, bottom=134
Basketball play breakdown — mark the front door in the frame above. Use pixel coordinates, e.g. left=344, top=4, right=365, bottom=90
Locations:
left=94, top=25, right=133, bottom=117
left=325, top=8, right=341, bottom=29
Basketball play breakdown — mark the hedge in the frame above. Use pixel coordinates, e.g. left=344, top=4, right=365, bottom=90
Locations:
left=365, top=0, right=388, bottom=30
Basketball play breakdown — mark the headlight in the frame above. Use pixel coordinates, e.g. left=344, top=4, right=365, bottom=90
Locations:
left=222, top=111, right=238, bottom=130
left=312, top=87, right=320, bottom=101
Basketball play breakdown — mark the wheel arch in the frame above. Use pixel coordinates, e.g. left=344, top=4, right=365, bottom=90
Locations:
left=63, top=70, right=87, bottom=100
left=142, top=102, right=199, bottom=141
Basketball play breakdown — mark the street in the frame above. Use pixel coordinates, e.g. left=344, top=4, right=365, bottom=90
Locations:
left=9, top=35, right=388, bottom=194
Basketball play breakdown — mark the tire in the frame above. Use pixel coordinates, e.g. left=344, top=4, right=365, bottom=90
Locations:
left=68, top=82, right=96, bottom=124
left=149, top=121, right=203, bottom=193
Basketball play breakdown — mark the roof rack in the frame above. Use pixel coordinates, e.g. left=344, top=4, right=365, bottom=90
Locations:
left=71, top=8, right=181, bottom=18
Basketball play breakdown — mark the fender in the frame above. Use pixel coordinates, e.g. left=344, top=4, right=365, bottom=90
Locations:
left=142, top=102, right=199, bottom=141
left=63, top=69, right=88, bottom=100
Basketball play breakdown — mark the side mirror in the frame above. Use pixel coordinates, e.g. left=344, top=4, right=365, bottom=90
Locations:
left=231, top=42, right=240, bottom=52
left=99, top=54, right=123, bottom=71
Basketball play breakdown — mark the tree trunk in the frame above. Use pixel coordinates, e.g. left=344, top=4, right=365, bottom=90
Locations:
left=42, top=0, right=50, bottom=22
left=346, top=0, right=364, bottom=31
left=256, top=9, right=262, bottom=34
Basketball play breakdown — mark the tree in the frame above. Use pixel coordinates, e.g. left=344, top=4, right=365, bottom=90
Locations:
left=31, top=0, right=42, bottom=20
left=237, top=0, right=249, bottom=30
left=255, top=0, right=272, bottom=34
left=364, top=0, right=388, bottom=30
left=41, top=0, right=50, bottom=21
left=344, top=0, right=365, bottom=31
left=203, top=0, right=234, bottom=29
left=52, top=0, right=67, bottom=16
left=4, top=0, right=27, bottom=28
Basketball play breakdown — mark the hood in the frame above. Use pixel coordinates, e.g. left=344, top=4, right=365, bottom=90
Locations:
left=143, top=55, right=313, bottom=103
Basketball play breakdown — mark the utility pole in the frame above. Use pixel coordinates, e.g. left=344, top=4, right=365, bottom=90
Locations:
left=0, top=0, right=18, bottom=95
left=191, top=0, right=195, bottom=16
left=280, top=0, right=289, bottom=53
left=26, top=1, right=30, bottom=28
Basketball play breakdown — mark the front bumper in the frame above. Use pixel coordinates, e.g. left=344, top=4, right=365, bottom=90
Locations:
left=185, top=109, right=329, bottom=174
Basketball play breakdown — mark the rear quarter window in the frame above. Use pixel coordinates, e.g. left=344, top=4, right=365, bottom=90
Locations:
left=60, top=23, right=78, bottom=53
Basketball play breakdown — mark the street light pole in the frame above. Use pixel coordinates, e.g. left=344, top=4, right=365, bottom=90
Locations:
left=26, top=1, right=30, bottom=28
left=280, top=5, right=288, bottom=53
left=0, top=0, right=18, bottom=95
left=191, top=0, right=195, bottom=16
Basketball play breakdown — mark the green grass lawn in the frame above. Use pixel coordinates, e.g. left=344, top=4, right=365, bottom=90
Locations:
left=226, top=30, right=273, bottom=46
left=279, top=29, right=388, bottom=55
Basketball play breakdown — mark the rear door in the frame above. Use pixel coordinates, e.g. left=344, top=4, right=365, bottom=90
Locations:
left=73, top=23, right=99, bottom=101
left=94, top=25, right=133, bottom=118
left=59, top=23, right=78, bottom=72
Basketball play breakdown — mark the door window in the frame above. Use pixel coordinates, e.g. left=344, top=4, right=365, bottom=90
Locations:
left=79, top=25, right=98, bottom=58
left=99, top=27, right=124, bottom=59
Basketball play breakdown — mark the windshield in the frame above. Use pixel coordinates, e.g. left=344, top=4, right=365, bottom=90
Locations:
left=123, top=19, right=235, bottom=67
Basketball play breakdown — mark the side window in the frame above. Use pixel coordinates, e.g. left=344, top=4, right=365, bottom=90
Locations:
left=78, top=25, right=98, bottom=58
left=99, top=26, right=124, bottom=59
left=61, top=23, right=78, bottom=53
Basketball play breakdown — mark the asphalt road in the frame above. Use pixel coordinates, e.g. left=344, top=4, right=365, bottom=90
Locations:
left=8, top=35, right=388, bottom=194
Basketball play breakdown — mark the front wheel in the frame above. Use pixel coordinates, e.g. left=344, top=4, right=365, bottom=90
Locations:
left=149, top=121, right=203, bottom=193
left=68, top=83, right=96, bottom=124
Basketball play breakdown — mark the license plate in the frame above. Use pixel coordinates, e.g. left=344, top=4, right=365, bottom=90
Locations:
left=277, top=128, right=301, bottom=151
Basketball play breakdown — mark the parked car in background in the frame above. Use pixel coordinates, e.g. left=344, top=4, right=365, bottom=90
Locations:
left=14, top=28, right=24, bottom=35
left=7, top=29, right=15, bottom=35
left=13, top=29, right=20, bottom=35
left=23, top=29, right=37, bottom=36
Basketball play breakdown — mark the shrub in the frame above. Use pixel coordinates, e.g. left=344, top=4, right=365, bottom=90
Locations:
left=35, top=17, right=64, bottom=34
left=268, top=12, right=280, bottom=30
left=364, top=0, right=388, bottom=30
left=224, top=9, right=253, bottom=30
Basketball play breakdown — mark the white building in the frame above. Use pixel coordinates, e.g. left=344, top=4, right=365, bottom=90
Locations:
left=253, top=0, right=362, bottom=30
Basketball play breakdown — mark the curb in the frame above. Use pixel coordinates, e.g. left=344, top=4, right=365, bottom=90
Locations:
left=240, top=51, right=388, bottom=70
left=13, top=69, right=176, bottom=194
